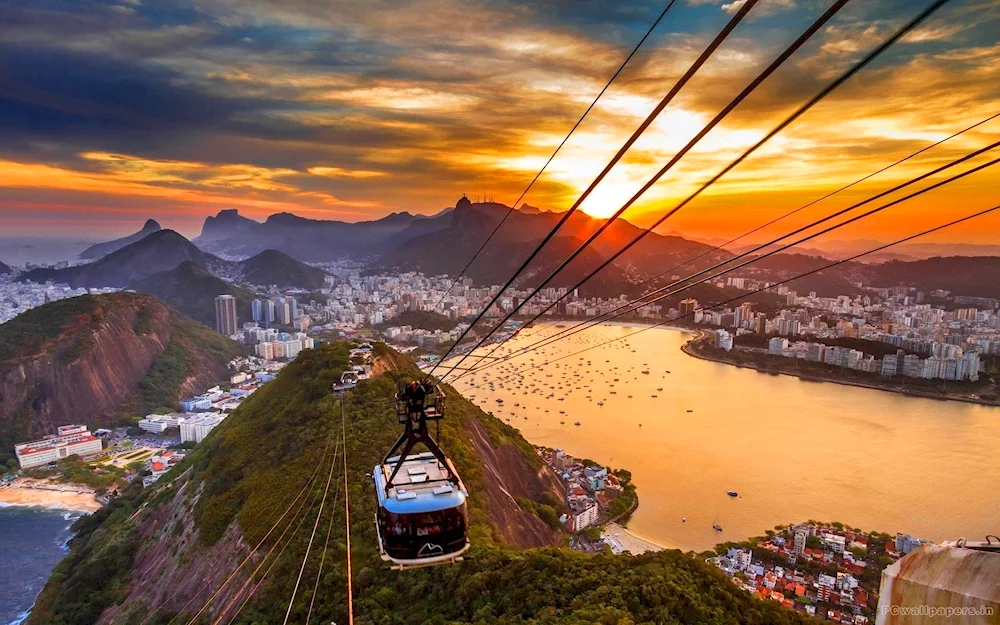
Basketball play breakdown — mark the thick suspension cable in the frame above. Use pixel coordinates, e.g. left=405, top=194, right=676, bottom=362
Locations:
left=459, top=204, right=1000, bottom=392
left=627, top=153, right=1000, bottom=312
left=142, top=481, right=304, bottom=625
left=305, top=436, right=346, bottom=624
left=446, top=0, right=956, bottom=378
left=218, top=481, right=325, bottom=625
left=172, top=433, right=334, bottom=625
left=342, top=395, right=355, bottom=625
left=427, top=0, right=761, bottom=378
left=455, top=111, right=1000, bottom=376
left=282, top=419, right=343, bottom=625
left=454, top=141, right=1000, bottom=379
left=410, top=0, right=679, bottom=335
left=442, top=0, right=850, bottom=378
left=214, top=446, right=334, bottom=625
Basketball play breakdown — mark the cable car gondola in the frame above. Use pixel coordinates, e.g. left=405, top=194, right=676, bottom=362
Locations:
left=332, top=370, right=358, bottom=394
left=372, top=380, right=470, bottom=570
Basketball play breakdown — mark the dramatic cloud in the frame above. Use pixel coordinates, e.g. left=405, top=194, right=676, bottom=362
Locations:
left=0, top=0, right=998, bottom=246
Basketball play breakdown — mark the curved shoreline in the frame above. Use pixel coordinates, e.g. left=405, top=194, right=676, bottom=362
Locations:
left=0, top=482, right=101, bottom=513
left=681, top=332, right=999, bottom=407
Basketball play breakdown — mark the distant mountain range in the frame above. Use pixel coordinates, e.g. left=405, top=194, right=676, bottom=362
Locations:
left=19, top=197, right=1000, bottom=303
left=373, top=199, right=731, bottom=296
left=0, top=260, right=10, bottom=274
left=192, top=208, right=451, bottom=261
left=79, top=219, right=162, bottom=259
left=862, top=256, right=1000, bottom=299
left=20, top=230, right=327, bottom=294
left=195, top=209, right=258, bottom=244
left=727, top=239, right=1000, bottom=263
left=732, top=253, right=1000, bottom=299
left=21, top=230, right=223, bottom=288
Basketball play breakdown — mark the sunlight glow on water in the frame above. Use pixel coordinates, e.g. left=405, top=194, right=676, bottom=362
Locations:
left=446, top=323, right=1000, bottom=552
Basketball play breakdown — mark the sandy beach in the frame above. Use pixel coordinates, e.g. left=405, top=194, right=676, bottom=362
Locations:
left=602, top=522, right=664, bottom=555
left=0, top=480, right=101, bottom=513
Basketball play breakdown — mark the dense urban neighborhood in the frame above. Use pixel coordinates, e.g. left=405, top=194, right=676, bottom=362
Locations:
left=691, top=280, right=996, bottom=385
left=537, top=446, right=637, bottom=537
left=7, top=253, right=1000, bottom=381
left=709, top=522, right=927, bottom=624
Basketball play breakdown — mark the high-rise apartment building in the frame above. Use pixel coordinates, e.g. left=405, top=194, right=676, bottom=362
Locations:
left=679, top=299, right=699, bottom=317
left=215, top=295, right=238, bottom=336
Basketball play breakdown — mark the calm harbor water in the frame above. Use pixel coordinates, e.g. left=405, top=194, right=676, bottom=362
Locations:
left=0, top=507, right=82, bottom=625
left=446, top=323, right=1000, bottom=552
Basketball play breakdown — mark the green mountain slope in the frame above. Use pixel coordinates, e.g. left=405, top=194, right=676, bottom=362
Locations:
left=0, top=293, right=242, bottom=464
left=238, top=249, right=328, bottom=289
left=28, top=343, right=813, bottom=625
left=375, top=309, right=457, bottom=332
left=129, top=261, right=257, bottom=328
left=20, top=230, right=223, bottom=288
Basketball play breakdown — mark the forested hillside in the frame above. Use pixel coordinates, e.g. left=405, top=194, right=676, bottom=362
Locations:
left=29, top=342, right=815, bottom=625
left=0, top=294, right=242, bottom=464
left=129, top=261, right=257, bottom=328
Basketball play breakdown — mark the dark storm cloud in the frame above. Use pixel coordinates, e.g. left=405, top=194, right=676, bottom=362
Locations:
left=0, top=41, right=258, bottom=152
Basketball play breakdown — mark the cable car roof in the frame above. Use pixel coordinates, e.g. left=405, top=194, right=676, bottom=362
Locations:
left=374, top=452, right=467, bottom=515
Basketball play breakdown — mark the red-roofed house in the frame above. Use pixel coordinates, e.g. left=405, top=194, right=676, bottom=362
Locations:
left=854, top=587, right=869, bottom=607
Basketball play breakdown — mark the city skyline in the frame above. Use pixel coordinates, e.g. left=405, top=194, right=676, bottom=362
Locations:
left=1, top=0, right=999, bottom=245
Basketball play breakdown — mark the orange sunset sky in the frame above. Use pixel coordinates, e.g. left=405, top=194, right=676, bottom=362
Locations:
left=1, top=0, right=998, bottom=245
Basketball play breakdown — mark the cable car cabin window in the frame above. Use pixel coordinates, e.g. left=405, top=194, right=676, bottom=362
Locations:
left=379, top=505, right=468, bottom=559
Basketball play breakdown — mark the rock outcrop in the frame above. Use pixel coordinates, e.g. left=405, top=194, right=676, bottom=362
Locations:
left=79, top=219, right=162, bottom=260
left=0, top=293, right=239, bottom=454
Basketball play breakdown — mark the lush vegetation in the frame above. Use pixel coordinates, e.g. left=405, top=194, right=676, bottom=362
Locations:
left=239, top=249, right=328, bottom=290
left=134, top=312, right=242, bottom=414
left=29, top=342, right=817, bottom=625
left=130, top=261, right=258, bottom=328
left=23, top=454, right=129, bottom=493
left=375, top=309, right=458, bottom=333
left=517, top=492, right=563, bottom=529
left=0, top=295, right=108, bottom=460
left=174, top=314, right=245, bottom=367
left=134, top=304, right=153, bottom=335
left=871, top=256, right=1000, bottom=299
left=0, top=295, right=105, bottom=365
left=1, top=293, right=241, bottom=462
left=733, top=333, right=921, bottom=359
left=137, top=339, right=193, bottom=413
left=607, top=469, right=638, bottom=520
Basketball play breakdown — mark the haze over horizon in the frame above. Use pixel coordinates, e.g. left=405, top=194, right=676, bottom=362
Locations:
left=2, top=0, right=999, bottom=245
